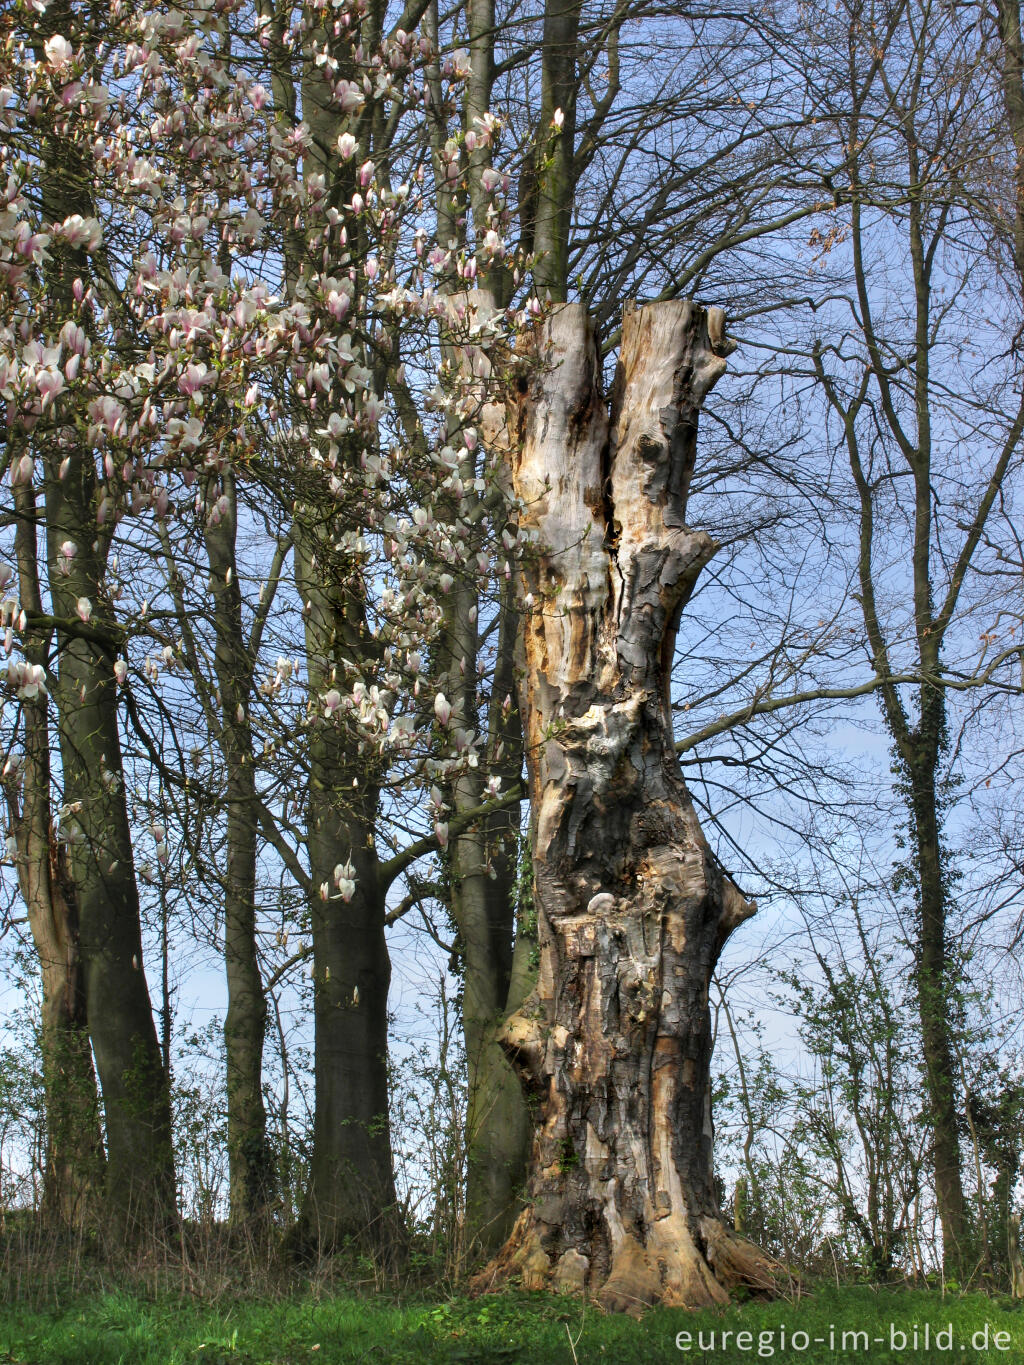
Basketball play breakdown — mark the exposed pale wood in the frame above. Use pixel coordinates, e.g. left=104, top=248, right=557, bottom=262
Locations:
left=475, top=300, right=773, bottom=1309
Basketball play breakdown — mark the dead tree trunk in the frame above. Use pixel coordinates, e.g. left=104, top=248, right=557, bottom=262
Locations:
left=477, top=300, right=773, bottom=1310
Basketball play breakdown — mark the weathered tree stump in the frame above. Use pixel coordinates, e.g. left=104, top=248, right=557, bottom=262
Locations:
left=475, top=300, right=775, bottom=1310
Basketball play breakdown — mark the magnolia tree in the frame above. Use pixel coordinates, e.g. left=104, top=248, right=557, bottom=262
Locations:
left=0, top=0, right=520, bottom=1237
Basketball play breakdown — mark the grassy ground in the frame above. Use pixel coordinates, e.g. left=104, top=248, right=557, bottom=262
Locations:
left=1, top=1286, right=1023, bottom=1364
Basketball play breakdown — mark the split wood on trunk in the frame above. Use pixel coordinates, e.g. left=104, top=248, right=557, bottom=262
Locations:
left=476, top=299, right=776, bottom=1311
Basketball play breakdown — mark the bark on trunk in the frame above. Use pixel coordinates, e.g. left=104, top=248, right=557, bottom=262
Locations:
left=476, top=300, right=773, bottom=1310
left=463, top=589, right=532, bottom=1255
left=994, top=0, right=1024, bottom=282
left=445, top=586, right=531, bottom=1255
left=35, top=20, right=175, bottom=1234
left=4, top=477, right=104, bottom=1227
left=440, top=297, right=532, bottom=1254
left=532, top=0, right=582, bottom=301
left=8, top=792, right=104, bottom=1229
left=203, top=473, right=270, bottom=1227
left=294, top=530, right=398, bottom=1255
left=46, top=502, right=176, bottom=1234
left=906, top=751, right=969, bottom=1275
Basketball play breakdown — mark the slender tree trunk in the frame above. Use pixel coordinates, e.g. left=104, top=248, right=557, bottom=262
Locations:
left=43, top=495, right=176, bottom=1233
left=33, top=6, right=175, bottom=1233
left=259, top=2, right=398, bottom=1257
left=7, top=781, right=103, bottom=1229
left=903, top=748, right=968, bottom=1274
left=294, top=530, right=398, bottom=1255
left=994, top=0, right=1024, bottom=279
left=439, top=294, right=532, bottom=1254
left=203, top=473, right=270, bottom=1227
left=464, top=590, right=532, bottom=1254
left=475, top=300, right=773, bottom=1310
left=4, top=478, right=102, bottom=1225
left=443, top=583, right=531, bottom=1254
left=533, top=0, right=582, bottom=300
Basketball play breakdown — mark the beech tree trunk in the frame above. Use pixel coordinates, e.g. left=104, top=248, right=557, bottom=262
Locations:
left=294, top=527, right=399, bottom=1256
left=203, top=472, right=270, bottom=1227
left=442, top=581, right=531, bottom=1255
left=476, top=300, right=774, bottom=1310
left=531, top=0, right=581, bottom=300
left=437, top=296, right=532, bottom=1256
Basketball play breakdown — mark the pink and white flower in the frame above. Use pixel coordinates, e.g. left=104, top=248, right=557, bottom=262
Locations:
left=44, top=34, right=73, bottom=69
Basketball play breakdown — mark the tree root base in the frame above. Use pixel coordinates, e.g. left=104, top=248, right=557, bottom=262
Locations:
left=470, top=1211, right=779, bottom=1315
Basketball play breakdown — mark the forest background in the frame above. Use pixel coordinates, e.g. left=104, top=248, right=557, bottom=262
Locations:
left=1, top=0, right=1024, bottom=1332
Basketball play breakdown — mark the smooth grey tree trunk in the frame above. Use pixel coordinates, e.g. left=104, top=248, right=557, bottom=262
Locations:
left=294, top=528, right=398, bottom=1255
left=203, top=472, right=271, bottom=1227
left=439, top=294, right=532, bottom=1255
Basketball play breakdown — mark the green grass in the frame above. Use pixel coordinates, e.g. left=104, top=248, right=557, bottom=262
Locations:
left=1, top=1286, right=1023, bottom=1364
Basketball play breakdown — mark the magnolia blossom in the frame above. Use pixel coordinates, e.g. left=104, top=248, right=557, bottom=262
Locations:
left=334, top=79, right=364, bottom=113
left=333, top=859, right=357, bottom=902
left=481, top=229, right=504, bottom=260
left=0, top=0, right=505, bottom=965
left=11, top=454, right=34, bottom=486
left=2, top=752, right=25, bottom=779
left=7, top=661, right=47, bottom=700
left=44, top=34, right=73, bottom=69
left=58, top=215, right=102, bottom=251
left=36, top=368, right=64, bottom=409
left=178, top=362, right=210, bottom=397
left=326, top=289, right=350, bottom=321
